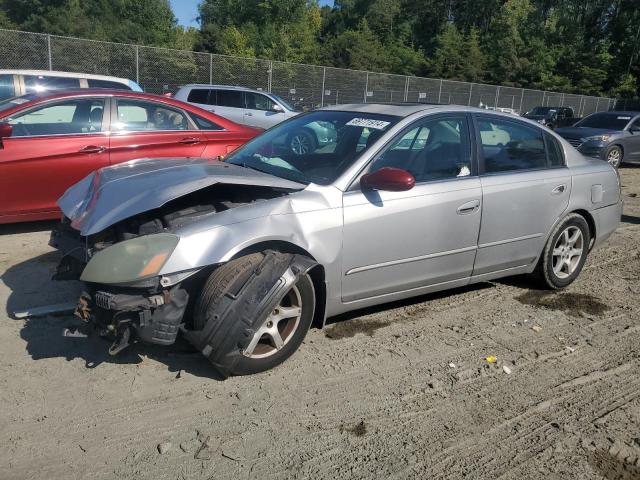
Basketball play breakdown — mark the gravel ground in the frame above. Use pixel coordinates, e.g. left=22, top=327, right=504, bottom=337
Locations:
left=1, top=168, right=639, bottom=480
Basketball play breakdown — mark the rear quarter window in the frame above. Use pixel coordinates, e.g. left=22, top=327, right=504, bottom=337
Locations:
left=87, top=79, right=130, bottom=90
left=0, top=74, right=15, bottom=101
left=545, top=133, right=565, bottom=167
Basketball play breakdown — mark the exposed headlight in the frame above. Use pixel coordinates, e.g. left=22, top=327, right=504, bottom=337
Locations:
left=81, top=234, right=180, bottom=284
left=583, top=134, right=611, bottom=142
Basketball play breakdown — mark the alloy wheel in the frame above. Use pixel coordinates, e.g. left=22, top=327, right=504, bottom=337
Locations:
left=607, top=147, right=621, bottom=167
left=290, top=134, right=311, bottom=155
left=242, top=285, right=302, bottom=359
left=552, top=226, right=584, bottom=279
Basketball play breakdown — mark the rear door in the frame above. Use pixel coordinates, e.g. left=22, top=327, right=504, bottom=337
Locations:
left=212, top=89, right=247, bottom=124
left=625, top=116, right=640, bottom=161
left=473, top=114, right=571, bottom=277
left=244, top=91, right=286, bottom=129
left=0, top=97, right=109, bottom=218
left=109, top=97, right=206, bottom=164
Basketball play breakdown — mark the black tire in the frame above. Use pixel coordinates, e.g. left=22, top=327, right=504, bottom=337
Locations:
left=606, top=145, right=623, bottom=168
left=288, top=129, right=317, bottom=155
left=192, top=252, right=315, bottom=376
left=534, top=213, right=591, bottom=289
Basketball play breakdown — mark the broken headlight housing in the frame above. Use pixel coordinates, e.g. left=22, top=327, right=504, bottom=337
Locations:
left=80, top=233, right=180, bottom=285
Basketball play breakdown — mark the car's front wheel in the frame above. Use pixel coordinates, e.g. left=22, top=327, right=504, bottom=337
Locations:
left=192, top=252, right=315, bottom=376
left=606, top=145, right=623, bottom=168
left=535, top=213, right=590, bottom=289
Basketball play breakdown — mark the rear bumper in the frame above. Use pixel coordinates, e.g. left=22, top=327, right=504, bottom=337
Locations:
left=592, top=200, right=623, bottom=250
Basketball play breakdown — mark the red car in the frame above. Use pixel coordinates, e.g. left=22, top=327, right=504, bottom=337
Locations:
left=0, top=90, right=258, bottom=224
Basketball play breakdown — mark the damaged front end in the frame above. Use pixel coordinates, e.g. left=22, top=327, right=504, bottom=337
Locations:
left=49, top=158, right=307, bottom=357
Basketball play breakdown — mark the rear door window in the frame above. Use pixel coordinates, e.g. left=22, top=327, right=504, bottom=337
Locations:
left=187, top=89, right=211, bottom=104
left=216, top=90, right=244, bottom=108
left=7, top=99, right=105, bottom=136
left=115, top=99, right=190, bottom=131
left=478, top=118, right=547, bottom=173
left=24, top=75, right=81, bottom=93
left=0, top=74, right=15, bottom=101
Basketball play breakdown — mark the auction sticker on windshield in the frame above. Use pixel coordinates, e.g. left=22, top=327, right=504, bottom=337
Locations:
left=346, top=118, right=391, bottom=130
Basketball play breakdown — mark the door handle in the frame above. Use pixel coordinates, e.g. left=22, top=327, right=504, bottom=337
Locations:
left=245, top=112, right=253, bottom=116
left=79, top=145, right=106, bottom=154
left=551, top=184, right=566, bottom=195
left=179, top=137, right=201, bottom=145
left=457, top=200, right=480, bottom=215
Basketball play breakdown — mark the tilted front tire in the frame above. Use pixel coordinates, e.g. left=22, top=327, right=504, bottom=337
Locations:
left=534, top=213, right=591, bottom=289
left=192, top=252, right=315, bottom=376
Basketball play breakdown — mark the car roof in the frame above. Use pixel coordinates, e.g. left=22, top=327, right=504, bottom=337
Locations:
left=591, top=110, right=640, bottom=116
left=318, top=103, right=520, bottom=118
left=0, top=69, right=132, bottom=83
left=179, top=84, right=270, bottom=93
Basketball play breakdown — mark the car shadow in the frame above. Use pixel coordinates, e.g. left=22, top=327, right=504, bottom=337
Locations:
left=621, top=214, right=640, bottom=225
left=0, top=220, right=58, bottom=235
left=2, top=251, right=225, bottom=380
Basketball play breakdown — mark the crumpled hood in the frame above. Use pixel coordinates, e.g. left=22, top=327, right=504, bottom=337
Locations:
left=58, top=157, right=305, bottom=236
left=555, top=127, right=619, bottom=140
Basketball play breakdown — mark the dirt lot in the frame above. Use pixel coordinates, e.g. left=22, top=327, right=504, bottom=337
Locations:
left=1, top=169, right=639, bottom=480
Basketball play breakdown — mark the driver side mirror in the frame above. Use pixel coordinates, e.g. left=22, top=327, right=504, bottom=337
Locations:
left=0, top=122, right=12, bottom=138
left=361, top=167, right=415, bottom=192
left=630, top=125, right=640, bottom=133
left=271, top=104, right=284, bottom=113
left=0, top=122, right=12, bottom=148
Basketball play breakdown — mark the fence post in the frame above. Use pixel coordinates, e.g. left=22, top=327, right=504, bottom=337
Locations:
left=519, top=88, right=525, bottom=113
left=404, top=76, right=409, bottom=102
left=209, top=54, right=213, bottom=84
left=494, top=86, right=500, bottom=108
left=47, top=34, right=53, bottom=71
left=595, top=97, right=601, bottom=112
left=321, top=67, right=326, bottom=107
left=542, top=91, right=546, bottom=107
left=364, top=72, right=369, bottom=103
left=467, top=83, right=473, bottom=106
left=268, top=61, right=273, bottom=92
left=135, top=45, right=139, bottom=85
left=578, top=95, right=584, bottom=116
left=561, top=93, right=565, bottom=106
left=437, top=79, right=443, bottom=103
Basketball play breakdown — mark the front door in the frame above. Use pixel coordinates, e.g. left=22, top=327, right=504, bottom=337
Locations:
left=341, top=114, right=482, bottom=303
left=473, top=114, right=571, bottom=276
left=0, top=97, right=109, bottom=219
left=109, top=97, right=206, bottom=164
left=244, top=92, right=286, bottom=129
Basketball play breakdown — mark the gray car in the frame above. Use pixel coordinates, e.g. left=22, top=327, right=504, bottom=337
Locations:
left=555, top=111, right=640, bottom=167
left=50, top=104, right=622, bottom=377
left=174, top=84, right=336, bottom=154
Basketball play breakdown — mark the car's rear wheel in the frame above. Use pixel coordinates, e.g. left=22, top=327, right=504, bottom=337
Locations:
left=534, top=213, right=590, bottom=289
left=606, top=145, right=623, bottom=168
left=192, top=252, right=315, bottom=375
left=288, top=130, right=317, bottom=155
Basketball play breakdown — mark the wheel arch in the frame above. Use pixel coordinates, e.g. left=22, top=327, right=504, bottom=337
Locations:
left=231, top=240, right=327, bottom=329
left=569, top=209, right=596, bottom=250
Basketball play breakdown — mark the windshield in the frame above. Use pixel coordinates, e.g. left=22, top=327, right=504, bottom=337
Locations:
left=527, top=107, right=556, bottom=116
left=270, top=94, right=297, bottom=112
left=576, top=113, right=632, bottom=130
left=226, top=110, right=400, bottom=185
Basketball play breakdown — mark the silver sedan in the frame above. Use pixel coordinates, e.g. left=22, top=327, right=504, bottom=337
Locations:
left=51, top=104, right=623, bottom=377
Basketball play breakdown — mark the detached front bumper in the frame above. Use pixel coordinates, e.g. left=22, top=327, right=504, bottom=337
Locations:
left=76, top=285, right=189, bottom=354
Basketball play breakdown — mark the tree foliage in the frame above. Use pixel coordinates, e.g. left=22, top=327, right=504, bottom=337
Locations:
left=1, top=0, right=639, bottom=97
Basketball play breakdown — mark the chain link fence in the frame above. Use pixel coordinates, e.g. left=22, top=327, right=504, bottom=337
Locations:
left=0, top=28, right=616, bottom=116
